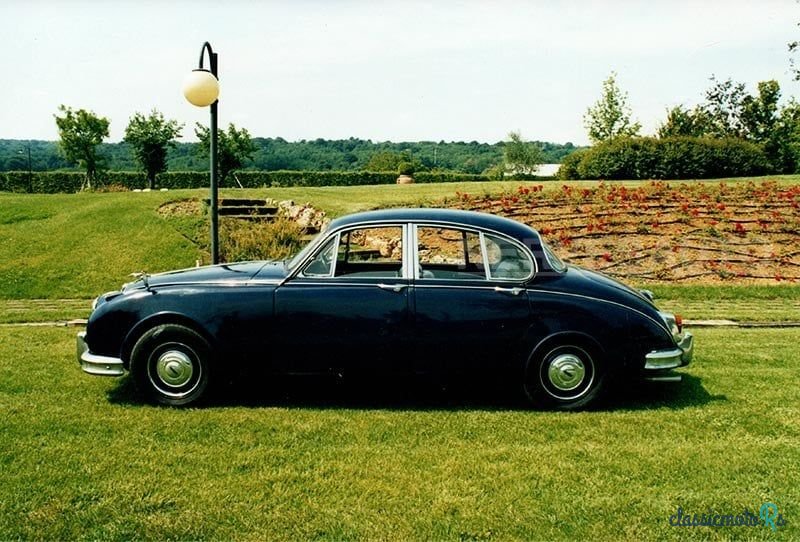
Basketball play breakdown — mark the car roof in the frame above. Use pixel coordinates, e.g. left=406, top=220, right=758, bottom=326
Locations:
left=328, top=208, right=540, bottom=242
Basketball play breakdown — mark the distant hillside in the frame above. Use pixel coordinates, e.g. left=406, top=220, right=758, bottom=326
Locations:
left=0, top=138, right=583, bottom=174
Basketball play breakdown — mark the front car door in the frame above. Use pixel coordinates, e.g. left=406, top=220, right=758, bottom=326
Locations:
left=410, top=224, right=534, bottom=376
left=272, top=223, right=412, bottom=375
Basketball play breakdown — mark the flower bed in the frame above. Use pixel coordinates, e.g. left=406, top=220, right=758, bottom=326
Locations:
left=445, top=180, right=800, bottom=283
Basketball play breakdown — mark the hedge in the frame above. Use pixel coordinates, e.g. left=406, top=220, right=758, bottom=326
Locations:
left=557, top=136, right=771, bottom=180
left=0, top=169, right=512, bottom=193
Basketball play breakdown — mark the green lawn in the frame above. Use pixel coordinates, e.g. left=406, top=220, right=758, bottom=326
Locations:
left=0, top=326, right=797, bottom=540
left=2, top=178, right=799, bottom=540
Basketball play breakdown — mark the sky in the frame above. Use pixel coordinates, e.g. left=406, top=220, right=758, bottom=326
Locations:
left=1, top=0, right=798, bottom=146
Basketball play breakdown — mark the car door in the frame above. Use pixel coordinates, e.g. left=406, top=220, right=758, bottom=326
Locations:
left=410, top=224, right=533, bottom=375
left=272, top=224, right=412, bottom=375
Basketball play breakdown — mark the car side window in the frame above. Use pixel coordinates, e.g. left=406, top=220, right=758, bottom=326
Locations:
left=301, top=236, right=337, bottom=277
left=485, top=233, right=534, bottom=280
left=334, top=226, right=403, bottom=278
left=417, top=227, right=485, bottom=280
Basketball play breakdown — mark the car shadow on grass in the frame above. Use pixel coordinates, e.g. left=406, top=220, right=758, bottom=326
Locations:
left=106, top=372, right=725, bottom=412
left=601, top=373, right=727, bottom=411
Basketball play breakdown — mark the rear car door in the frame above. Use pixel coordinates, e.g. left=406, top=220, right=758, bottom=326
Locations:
left=410, top=224, right=533, bottom=375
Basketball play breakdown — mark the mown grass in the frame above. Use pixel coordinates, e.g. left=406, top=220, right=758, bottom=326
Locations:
left=0, top=326, right=797, bottom=540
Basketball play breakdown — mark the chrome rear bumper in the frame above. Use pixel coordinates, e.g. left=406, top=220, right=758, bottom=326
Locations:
left=644, top=332, right=693, bottom=370
left=77, top=332, right=125, bottom=377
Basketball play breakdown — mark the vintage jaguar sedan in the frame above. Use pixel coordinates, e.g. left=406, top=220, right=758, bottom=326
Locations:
left=78, top=208, right=693, bottom=409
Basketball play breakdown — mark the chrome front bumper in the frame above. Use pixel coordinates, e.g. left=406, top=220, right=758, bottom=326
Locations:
left=644, top=332, right=694, bottom=370
left=77, top=332, right=125, bottom=377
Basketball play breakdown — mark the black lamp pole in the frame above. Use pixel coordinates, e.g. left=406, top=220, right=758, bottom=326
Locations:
left=198, top=42, right=220, bottom=265
left=26, top=141, right=32, bottom=193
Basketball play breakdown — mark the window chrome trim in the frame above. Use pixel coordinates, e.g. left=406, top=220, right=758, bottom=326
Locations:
left=287, top=217, right=540, bottom=283
left=412, top=222, right=536, bottom=282
left=482, top=231, right=536, bottom=282
left=295, top=224, right=408, bottom=281
left=402, top=224, right=414, bottom=281
left=299, top=233, right=339, bottom=279
left=411, top=224, right=420, bottom=280
left=478, top=232, right=491, bottom=280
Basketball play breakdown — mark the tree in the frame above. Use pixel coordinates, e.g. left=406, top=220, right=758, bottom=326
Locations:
left=768, top=99, right=800, bottom=173
left=54, top=105, right=109, bottom=189
left=701, top=76, right=748, bottom=138
left=363, top=150, right=423, bottom=173
left=195, top=123, right=256, bottom=184
left=790, top=25, right=800, bottom=81
left=503, top=131, right=543, bottom=175
left=583, top=72, right=641, bottom=144
left=124, top=110, right=183, bottom=189
left=657, top=105, right=711, bottom=138
left=740, top=80, right=781, bottom=143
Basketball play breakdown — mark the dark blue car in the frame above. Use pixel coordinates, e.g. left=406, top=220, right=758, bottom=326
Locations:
left=78, top=208, right=693, bottom=409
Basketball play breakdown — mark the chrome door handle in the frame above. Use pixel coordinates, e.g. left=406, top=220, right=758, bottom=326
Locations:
left=377, top=283, right=408, bottom=293
left=494, top=286, right=524, bottom=296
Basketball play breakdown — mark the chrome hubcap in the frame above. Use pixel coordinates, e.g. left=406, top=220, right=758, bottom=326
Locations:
left=155, top=350, right=194, bottom=388
left=547, top=354, right=586, bottom=391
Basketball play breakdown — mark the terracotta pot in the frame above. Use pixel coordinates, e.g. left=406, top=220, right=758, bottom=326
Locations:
left=396, top=175, right=415, bottom=185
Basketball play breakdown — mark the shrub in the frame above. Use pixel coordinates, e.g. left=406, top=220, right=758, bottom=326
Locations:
left=567, top=136, right=770, bottom=180
left=218, top=217, right=304, bottom=263
left=557, top=149, right=589, bottom=180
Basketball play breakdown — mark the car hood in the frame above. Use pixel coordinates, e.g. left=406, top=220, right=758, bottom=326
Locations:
left=124, top=261, right=286, bottom=290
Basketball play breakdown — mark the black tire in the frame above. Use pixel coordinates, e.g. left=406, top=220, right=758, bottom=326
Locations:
left=524, top=343, right=605, bottom=410
left=130, top=324, right=212, bottom=406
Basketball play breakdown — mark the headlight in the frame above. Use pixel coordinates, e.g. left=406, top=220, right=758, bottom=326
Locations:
left=658, top=311, right=683, bottom=342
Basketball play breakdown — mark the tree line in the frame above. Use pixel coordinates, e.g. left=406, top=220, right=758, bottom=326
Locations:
left=0, top=116, right=579, bottom=186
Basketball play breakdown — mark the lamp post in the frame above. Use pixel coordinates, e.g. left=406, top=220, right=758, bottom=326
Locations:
left=182, top=42, right=220, bottom=264
left=18, top=141, right=32, bottom=192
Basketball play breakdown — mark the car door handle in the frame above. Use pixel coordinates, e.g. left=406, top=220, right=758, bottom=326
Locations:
left=494, top=286, right=524, bottom=296
left=377, top=283, right=408, bottom=293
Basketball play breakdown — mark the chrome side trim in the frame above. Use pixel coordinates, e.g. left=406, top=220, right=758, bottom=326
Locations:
left=144, top=279, right=276, bottom=288
left=279, top=281, right=410, bottom=288
left=77, top=332, right=125, bottom=377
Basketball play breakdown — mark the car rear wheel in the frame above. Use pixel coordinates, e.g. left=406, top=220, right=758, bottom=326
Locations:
left=524, top=343, right=604, bottom=410
left=130, top=324, right=211, bottom=406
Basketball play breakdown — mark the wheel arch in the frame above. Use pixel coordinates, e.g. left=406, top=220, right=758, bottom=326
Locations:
left=525, top=331, right=606, bottom=374
left=121, top=312, right=214, bottom=366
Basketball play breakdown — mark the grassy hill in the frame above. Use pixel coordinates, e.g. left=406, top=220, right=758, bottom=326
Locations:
left=2, top=177, right=800, bottom=302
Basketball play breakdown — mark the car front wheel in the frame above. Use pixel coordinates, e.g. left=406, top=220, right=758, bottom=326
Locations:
left=525, top=344, right=604, bottom=410
left=130, top=324, right=211, bottom=406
